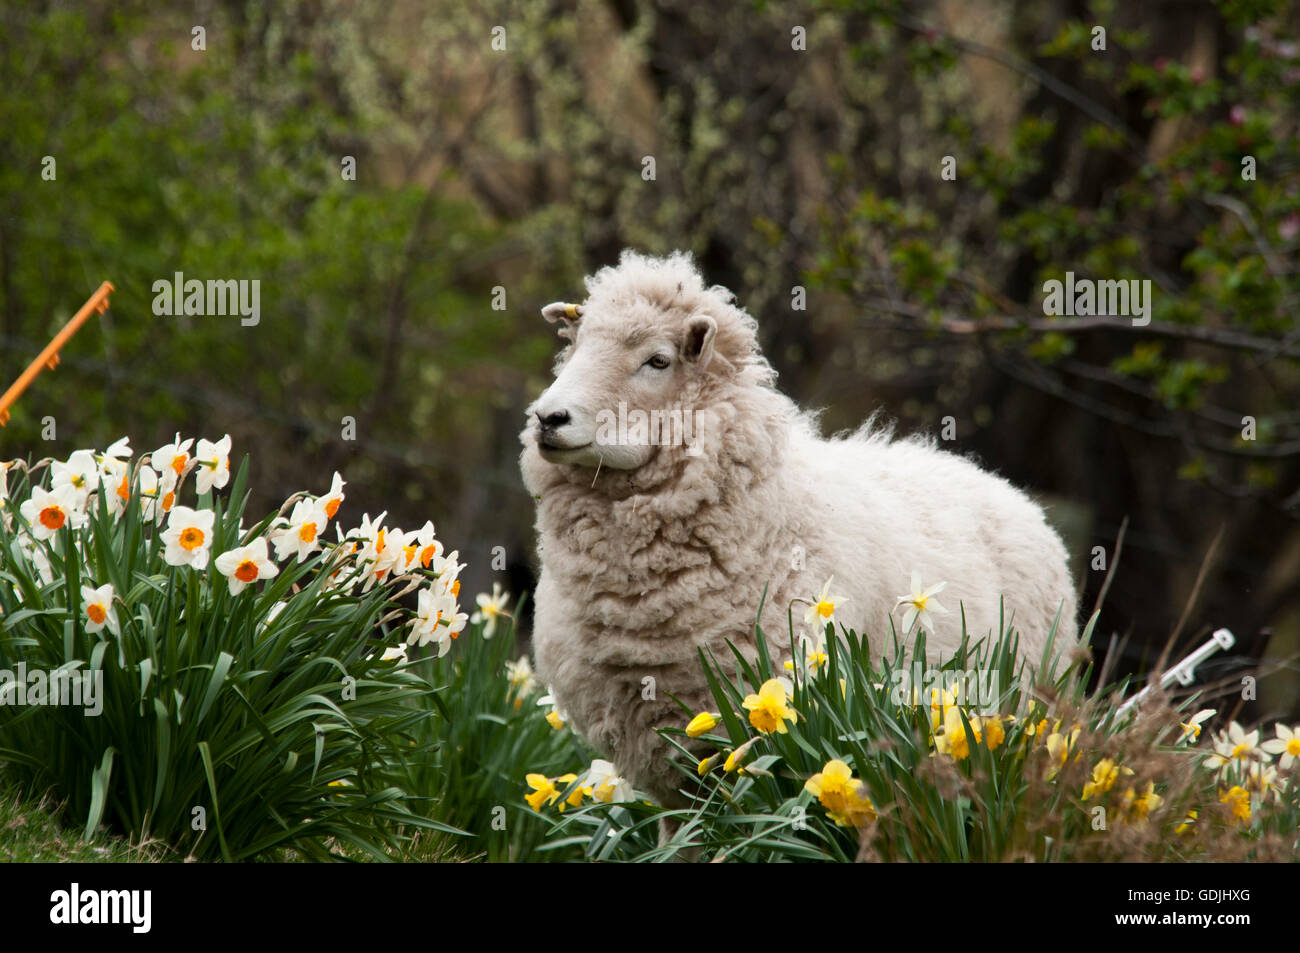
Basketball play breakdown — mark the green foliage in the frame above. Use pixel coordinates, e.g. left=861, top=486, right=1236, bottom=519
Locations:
left=402, top=596, right=596, bottom=862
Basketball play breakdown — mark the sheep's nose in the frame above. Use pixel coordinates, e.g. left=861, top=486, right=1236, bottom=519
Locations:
left=538, top=409, right=571, bottom=430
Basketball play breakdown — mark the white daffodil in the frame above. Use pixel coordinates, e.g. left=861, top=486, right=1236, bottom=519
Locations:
left=407, top=583, right=466, bottom=655
left=103, top=436, right=132, bottom=461
left=50, top=449, right=100, bottom=508
left=804, top=576, right=848, bottom=631
left=381, top=642, right=409, bottom=664
left=114, top=463, right=163, bottom=523
left=1261, top=723, right=1300, bottom=771
left=505, top=656, right=537, bottom=696
left=1205, top=721, right=1265, bottom=775
left=471, top=582, right=512, bottom=639
left=783, top=628, right=830, bottom=676
left=351, top=513, right=404, bottom=591
left=431, top=548, right=464, bottom=586
left=1243, top=760, right=1281, bottom=802
left=214, top=537, right=279, bottom=596
left=585, top=759, right=634, bottom=803
left=272, top=498, right=330, bottom=563
left=153, top=433, right=193, bottom=485
left=401, top=520, right=442, bottom=572
left=80, top=583, right=120, bottom=637
left=537, top=688, right=569, bottom=730
left=1178, top=708, right=1216, bottom=743
left=17, top=537, right=55, bottom=587
left=161, top=505, right=216, bottom=569
left=19, top=484, right=85, bottom=540
left=194, top=434, right=232, bottom=495
left=896, top=571, right=949, bottom=633
left=319, top=472, right=346, bottom=521
left=259, top=600, right=288, bottom=633
left=97, top=438, right=133, bottom=493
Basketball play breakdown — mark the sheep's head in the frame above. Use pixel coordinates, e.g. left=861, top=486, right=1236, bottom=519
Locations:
left=527, top=250, right=759, bottom=471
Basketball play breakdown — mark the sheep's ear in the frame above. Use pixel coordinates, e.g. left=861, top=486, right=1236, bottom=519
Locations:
left=541, top=301, right=582, bottom=342
left=682, top=315, right=717, bottom=369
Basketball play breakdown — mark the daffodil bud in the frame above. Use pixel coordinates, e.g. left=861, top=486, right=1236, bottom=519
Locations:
left=686, top=712, right=719, bottom=737
left=723, top=737, right=758, bottom=773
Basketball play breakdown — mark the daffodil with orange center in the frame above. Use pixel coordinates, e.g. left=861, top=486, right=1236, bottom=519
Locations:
left=215, top=537, right=280, bottom=596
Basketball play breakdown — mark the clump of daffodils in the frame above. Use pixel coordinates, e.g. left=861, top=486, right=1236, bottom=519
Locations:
left=0, top=436, right=469, bottom=664
left=523, top=758, right=635, bottom=812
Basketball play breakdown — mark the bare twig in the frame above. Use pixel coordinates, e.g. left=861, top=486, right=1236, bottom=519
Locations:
left=1092, top=515, right=1129, bottom=619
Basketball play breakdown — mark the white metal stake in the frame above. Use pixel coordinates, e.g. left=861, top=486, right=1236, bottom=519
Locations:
left=1114, top=628, right=1235, bottom=721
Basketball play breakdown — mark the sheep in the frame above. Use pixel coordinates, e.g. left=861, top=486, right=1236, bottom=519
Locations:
left=519, top=249, right=1079, bottom=810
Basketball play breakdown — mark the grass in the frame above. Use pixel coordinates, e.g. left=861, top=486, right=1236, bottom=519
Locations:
left=0, top=770, right=167, bottom=862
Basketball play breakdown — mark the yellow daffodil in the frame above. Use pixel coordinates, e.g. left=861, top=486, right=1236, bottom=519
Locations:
left=724, top=737, right=758, bottom=773
left=1219, top=785, right=1251, bottom=824
left=1043, top=725, right=1080, bottom=780
left=982, top=714, right=1006, bottom=750
left=785, top=630, right=830, bottom=677
left=805, top=759, right=876, bottom=827
left=1021, top=716, right=1049, bottom=745
left=928, top=686, right=957, bottom=732
left=742, top=678, right=797, bottom=735
left=1081, top=758, right=1132, bottom=800
left=556, top=773, right=585, bottom=810
left=525, top=773, right=559, bottom=811
left=1120, top=782, right=1161, bottom=822
left=697, top=753, right=723, bottom=776
left=934, top=705, right=982, bottom=760
left=686, top=711, right=719, bottom=737
left=1178, top=708, right=1215, bottom=743
left=1174, top=809, right=1198, bottom=835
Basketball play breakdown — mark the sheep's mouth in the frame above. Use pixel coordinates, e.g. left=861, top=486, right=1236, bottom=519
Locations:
left=538, top=437, right=592, bottom=455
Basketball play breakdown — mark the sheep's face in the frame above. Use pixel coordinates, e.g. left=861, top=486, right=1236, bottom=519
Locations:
left=529, top=299, right=717, bottom=470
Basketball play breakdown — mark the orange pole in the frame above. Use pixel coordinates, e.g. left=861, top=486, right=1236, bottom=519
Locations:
left=0, top=281, right=114, bottom=426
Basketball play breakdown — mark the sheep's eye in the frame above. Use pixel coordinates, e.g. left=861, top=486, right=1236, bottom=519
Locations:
left=645, top=355, right=671, bottom=370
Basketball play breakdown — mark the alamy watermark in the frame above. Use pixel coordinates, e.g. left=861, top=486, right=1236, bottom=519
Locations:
left=1042, top=271, right=1151, bottom=326
left=0, top=663, right=103, bottom=716
left=889, top=665, right=1003, bottom=717
left=152, top=272, right=260, bottom=326
left=595, top=401, right=709, bottom=456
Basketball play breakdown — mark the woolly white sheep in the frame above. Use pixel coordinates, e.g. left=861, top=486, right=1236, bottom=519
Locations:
left=520, top=250, right=1078, bottom=808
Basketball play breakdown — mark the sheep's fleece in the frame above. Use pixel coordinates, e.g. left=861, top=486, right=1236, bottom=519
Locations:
left=520, top=250, right=1078, bottom=806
